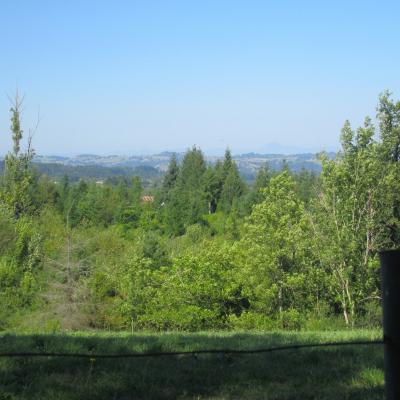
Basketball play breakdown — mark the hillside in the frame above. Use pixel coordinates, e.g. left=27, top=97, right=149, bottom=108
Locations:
left=0, top=151, right=330, bottom=182
left=34, top=152, right=328, bottom=172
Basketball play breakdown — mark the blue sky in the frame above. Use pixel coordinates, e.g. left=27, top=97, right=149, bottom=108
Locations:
left=1, top=1, right=399, bottom=155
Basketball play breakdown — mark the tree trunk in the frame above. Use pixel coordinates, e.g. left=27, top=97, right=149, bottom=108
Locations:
left=278, top=285, right=283, bottom=314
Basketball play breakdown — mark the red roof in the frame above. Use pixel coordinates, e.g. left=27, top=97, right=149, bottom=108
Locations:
left=141, top=195, right=154, bottom=203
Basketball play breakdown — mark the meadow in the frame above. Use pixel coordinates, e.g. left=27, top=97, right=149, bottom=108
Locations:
left=0, top=330, right=383, bottom=400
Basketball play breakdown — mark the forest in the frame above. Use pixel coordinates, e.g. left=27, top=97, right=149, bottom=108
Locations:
left=0, top=92, right=399, bottom=333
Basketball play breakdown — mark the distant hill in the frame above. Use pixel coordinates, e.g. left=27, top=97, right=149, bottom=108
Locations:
left=0, top=151, right=335, bottom=182
left=0, top=160, right=162, bottom=184
left=232, top=152, right=330, bottom=176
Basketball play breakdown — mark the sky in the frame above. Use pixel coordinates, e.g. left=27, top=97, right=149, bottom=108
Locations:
left=0, top=1, right=399, bottom=156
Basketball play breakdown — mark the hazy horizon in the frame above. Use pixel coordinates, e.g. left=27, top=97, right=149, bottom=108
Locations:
left=1, top=1, right=399, bottom=155
left=0, top=141, right=338, bottom=159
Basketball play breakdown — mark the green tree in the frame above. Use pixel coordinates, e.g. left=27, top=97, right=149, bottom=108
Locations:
left=376, top=91, right=400, bottom=244
left=294, top=168, right=318, bottom=205
left=202, top=166, right=219, bottom=213
left=214, top=149, right=246, bottom=213
left=1, top=94, right=35, bottom=218
left=237, top=171, right=316, bottom=324
left=0, top=205, right=16, bottom=256
left=219, top=164, right=245, bottom=212
left=312, top=117, right=385, bottom=325
left=137, top=243, right=238, bottom=330
left=164, top=147, right=207, bottom=234
left=221, top=148, right=233, bottom=181
left=161, top=154, right=179, bottom=202
left=243, top=164, right=272, bottom=213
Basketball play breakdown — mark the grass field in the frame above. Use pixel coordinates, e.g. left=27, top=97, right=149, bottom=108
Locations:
left=0, top=330, right=383, bottom=400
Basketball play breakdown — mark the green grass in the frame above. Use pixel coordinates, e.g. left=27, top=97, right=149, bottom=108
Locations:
left=0, top=330, right=383, bottom=399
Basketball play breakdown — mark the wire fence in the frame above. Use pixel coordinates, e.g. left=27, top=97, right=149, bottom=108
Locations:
left=0, top=339, right=384, bottom=359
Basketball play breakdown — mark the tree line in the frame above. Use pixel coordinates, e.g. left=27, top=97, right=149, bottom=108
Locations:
left=0, top=92, right=399, bottom=331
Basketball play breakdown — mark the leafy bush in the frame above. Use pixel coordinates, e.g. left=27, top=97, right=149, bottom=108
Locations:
left=228, top=312, right=275, bottom=330
left=0, top=206, right=15, bottom=255
left=279, top=308, right=304, bottom=330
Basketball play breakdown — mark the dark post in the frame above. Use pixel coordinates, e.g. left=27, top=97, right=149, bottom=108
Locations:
left=380, top=250, right=400, bottom=400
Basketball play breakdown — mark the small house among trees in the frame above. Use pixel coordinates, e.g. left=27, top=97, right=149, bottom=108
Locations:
left=141, top=195, right=154, bottom=203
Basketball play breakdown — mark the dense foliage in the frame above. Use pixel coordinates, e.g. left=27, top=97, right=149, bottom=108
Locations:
left=1, top=92, right=399, bottom=331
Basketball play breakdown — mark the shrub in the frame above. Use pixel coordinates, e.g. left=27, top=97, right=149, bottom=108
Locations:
left=228, top=312, right=275, bottom=330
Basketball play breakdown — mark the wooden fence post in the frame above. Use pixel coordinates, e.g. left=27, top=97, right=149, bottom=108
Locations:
left=380, top=250, right=400, bottom=400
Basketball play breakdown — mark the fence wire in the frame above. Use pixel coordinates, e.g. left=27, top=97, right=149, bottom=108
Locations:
left=0, top=339, right=384, bottom=359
